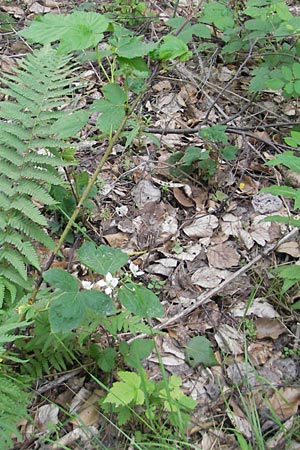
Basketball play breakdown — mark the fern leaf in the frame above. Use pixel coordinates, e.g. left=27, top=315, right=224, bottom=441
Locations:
left=11, top=198, right=48, bottom=226
left=0, top=101, right=35, bottom=127
left=0, top=233, right=40, bottom=269
left=8, top=213, right=54, bottom=249
left=14, top=180, right=57, bottom=206
left=0, top=248, right=28, bottom=280
left=0, top=375, right=31, bottom=449
left=0, top=146, right=24, bottom=165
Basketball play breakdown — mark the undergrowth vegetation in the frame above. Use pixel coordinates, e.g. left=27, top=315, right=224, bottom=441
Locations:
left=1, top=0, right=300, bottom=448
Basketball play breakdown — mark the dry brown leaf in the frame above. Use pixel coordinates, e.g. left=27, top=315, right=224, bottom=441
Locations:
left=192, top=266, right=230, bottom=288
left=207, top=244, right=240, bottom=269
left=268, top=387, right=300, bottom=420
left=255, top=318, right=287, bottom=340
left=103, top=232, right=130, bottom=248
left=215, top=324, right=244, bottom=355
left=232, top=297, right=279, bottom=318
left=248, top=341, right=273, bottom=366
left=238, top=175, right=259, bottom=195
left=131, top=179, right=161, bottom=207
left=35, top=404, right=59, bottom=432
left=227, top=400, right=253, bottom=439
left=173, top=187, right=194, bottom=208
left=276, top=241, right=300, bottom=258
left=183, top=215, right=218, bottom=238
left=71, top=390, right=104, bottom=427
left=52, top=426, right=98, bottom=449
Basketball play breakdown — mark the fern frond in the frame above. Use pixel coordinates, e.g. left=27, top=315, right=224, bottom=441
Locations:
left=0, top=374, right=31, bottom=449
left=14, top=180, right=57, bottom=206
left=8, top=213, right=54, bottom=249
left=11, top=198, right=48, bottom=226
left=0, top=44, right=84, bottom=297
left=0, top=248, right=28, bottom=280
left=0, top=146, right=24, bottom=165
left=0, top=233, right=40, bottom=269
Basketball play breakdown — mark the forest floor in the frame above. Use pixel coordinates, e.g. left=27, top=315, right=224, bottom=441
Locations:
left=1, top=0, right=300, bottom=449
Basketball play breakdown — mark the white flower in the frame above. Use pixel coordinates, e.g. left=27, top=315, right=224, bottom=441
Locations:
left=81, top=280, right=94, bottom=290
left=95, top=272, right=119, bottom=295
left=129, top=261, right=144, bottom=277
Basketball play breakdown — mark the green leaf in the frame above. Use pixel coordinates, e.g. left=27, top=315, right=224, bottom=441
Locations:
left=43, top=268, right=78, bottom=293
left=282, top=65, right=293, bottom=81
left=51, top=110, right=90, bottom=138
left=200, top=125, right=227, bottom=143
left=266, top=78, right=285, bottom=90
left=158, top=35, right=190, bottom=61
left=201, top=2, right=235, bottom=31
left=293, top=62, right=300, bottom=79
left=221, top=145, right=238, bottom=161
left=104, top=371, right=144, bottom=406
left=261, top=185, right=296, bottom=199
left=80, top=290, right=116, bottom=315
left=261, top=215, right=300, bottom=227
left=77, top=242, right=128, bottom=275
left=185, top=336, right=219, bottom=368
left=274, top=264, right=300, bottom=280
left=265, top=151, right=300, bottom=172
left=116, top=36, right=156, bottom=58
left=121, top=338, right=154, bottom=368
left=20, top=12, right=110, bottom=53
left=97, top=347, right=117, bottom=372
left=49, top=291, right=84, bottom=333
left=92, top=83, right=127, bottom=134
left=118, top=282, right=164, bottom=318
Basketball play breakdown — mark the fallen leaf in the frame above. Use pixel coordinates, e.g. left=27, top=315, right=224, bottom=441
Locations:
left=268, top=387, right=300, bottom=420
left=71, top=390, right=103, bottom=426
left=131, top=179, right=161, bottom=207
left=215, top=324, right=243, bottom=355
left=173, top=187, right=194, bottom=207
left=232, top=297, right=279, bottom=318
left=183, top=215, right=218, bottom=238
left=35, top=404, right=59, bottom=432
left=207, top=244, right=240, bottom=269
left=227, top=400, right=253, bottom=439
left=255, top=318, right=287, bottom=340
left=276, top=241, right=300, bottom=258
left=192, top=266, right=230, bottom=288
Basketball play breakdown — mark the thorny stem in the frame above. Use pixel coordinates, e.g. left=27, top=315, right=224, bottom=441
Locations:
left=30, top=93, right=143, bottom=302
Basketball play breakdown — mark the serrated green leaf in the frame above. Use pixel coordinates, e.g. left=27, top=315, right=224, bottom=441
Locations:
left=118, top=282, right=164, bottom=318
left=92, top=83, right=127, bottom=134
left=98, top=347, right=117, bottom=372
left=80, top=290, right=116, bottom=315
left=77, top=242, right=128, bottom=275
left=200, top=125, right=227, bottom=143
left=261, top=185, right=296, bottom=199
left=185, top=336, right=218, bottom=368
left=20, top=12, right=110, bottom=53
left=51, top=110, right=90, bottom=138
left=43, top=268, right=79, bottom=293
left=265, top=151, right=300, bottom=172
left=123, top=338, right=154, bottom=368
left=104, top=371, right=144, bottom=406
left=221, top=145, right=238, bottom=161
left=158, top=35, right=190, bottom=61
left=49, top=291, right=84, bottom=333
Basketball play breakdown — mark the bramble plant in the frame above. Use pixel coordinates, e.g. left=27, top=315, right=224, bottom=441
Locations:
left=2, top=0, right=300, bottom=447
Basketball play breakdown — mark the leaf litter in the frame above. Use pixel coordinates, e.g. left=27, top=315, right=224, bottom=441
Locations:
left=3, top=0, right=300, bottom=449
